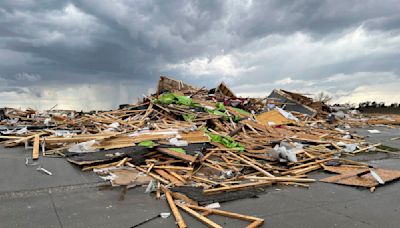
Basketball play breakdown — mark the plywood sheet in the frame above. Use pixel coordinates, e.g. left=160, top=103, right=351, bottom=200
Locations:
left=321, top=168, right=400, bottom=187
left=255, top=110, right=294, bottom=126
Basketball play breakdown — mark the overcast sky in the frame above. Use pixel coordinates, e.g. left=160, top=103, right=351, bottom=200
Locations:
left=1, top=0, right=400, bottom=110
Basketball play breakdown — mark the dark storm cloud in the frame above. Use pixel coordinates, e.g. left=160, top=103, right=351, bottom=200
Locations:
left=0, top=0, right=399, bottom=109
left=228, top=0, right=400, bottom=41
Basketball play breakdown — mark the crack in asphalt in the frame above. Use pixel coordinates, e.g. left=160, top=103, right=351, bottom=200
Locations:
left=0, top=181, right=107, bottom=200
left=49, top=190, right=64, bottom=228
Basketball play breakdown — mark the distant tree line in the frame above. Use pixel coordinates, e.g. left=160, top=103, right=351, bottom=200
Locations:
left=359, top=102, right=399, bottom=108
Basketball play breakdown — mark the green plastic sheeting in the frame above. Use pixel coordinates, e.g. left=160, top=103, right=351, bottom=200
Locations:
left=169, top=148, right=187, bottom=154
left=138, top=141, right=157, bottom=148
left=232, top=107, right=251, bottom=116
left=215, top=102, right=226, bottom=111
left=154, top=93, right=196, bottom=106
left=207, top=132, right=245, bottom=151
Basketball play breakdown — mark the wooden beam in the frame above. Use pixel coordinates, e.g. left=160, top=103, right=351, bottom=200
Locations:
left=177, top=204, right=222, bottom=228
left=171, top=192, right=198, bottom=206
left=32, top=135, right=40, bottom=160
left=154, top=169, right=183, bottom=186
left=156, top=148, right=197, bottom=163
left=244, top=176, right=316, bottom=183
left=184, top=204, right=264, bottom=228
left=134, top=166, right=170, bottom=185
left=226, top=151, right=274, bottom=177
left=203, top=181, right=271, bottom=195
left=163, top=188, right=187, bottom=228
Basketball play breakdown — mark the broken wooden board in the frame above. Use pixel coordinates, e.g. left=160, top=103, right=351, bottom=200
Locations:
left=180, top=130, right=210, bottom=143
left=157, top=75, right=198, bottom=94
left=163, top=188, right=187, bottom=228
left=216, top=82, right=236, bottom=98
left=180, top=204, right=264, bottom=228
left=44, top=133, right=117, bottom=144
left=156, top=147, right=197, bottom=163
left=32, top=134, right=40, bottom=160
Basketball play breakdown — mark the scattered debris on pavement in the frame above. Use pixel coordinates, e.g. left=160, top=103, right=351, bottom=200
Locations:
left=1, top=76, right=400, bottom=227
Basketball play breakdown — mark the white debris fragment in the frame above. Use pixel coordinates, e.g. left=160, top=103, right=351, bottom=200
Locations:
left=68, top=140, right=98, bottom=153
left=276, top=107, right=299, bottom=122
left=370, top=170, right=385, bottom=184
left=169, top=137, right=188, bottom=147
left=205, top=202, right=221, bottom=209
left=368, top=129, right=381, bottom=134
left=16, top=127, right=28, bottom=135
left=160, top=213, right=171, bottom=219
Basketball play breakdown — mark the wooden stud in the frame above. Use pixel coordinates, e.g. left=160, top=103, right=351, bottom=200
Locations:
left=177, top=203, right=222, bottom=228
left=32, top=134, right=40, bottom=160
left=227, top=151, right=274, bottom=177
left=163, top=188, right=187, bottom=228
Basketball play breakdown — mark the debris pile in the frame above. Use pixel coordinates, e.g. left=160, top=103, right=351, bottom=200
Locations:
left=1, top=76, right=399, bottom=227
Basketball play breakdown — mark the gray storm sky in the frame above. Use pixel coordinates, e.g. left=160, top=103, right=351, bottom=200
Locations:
left=1, top=0, right=400, bottom=110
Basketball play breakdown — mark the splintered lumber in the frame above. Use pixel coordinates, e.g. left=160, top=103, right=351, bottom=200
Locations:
left=226, top=151, right=274, bottom=177
left=116, top=157, right=128, bottom=167
left=289, top=158, right=332, bottom=170
left=81, top=158, right=133, bottom=171
left=203, top=181, right=272, bottom=195
left=154, top=169, right=183, bottom=186
left=135, top=166, right=170, bottom=185
left=144, top=165, right=193, bottom=171
left=171, top=192, right=198, bottom=206
left=244, top=176, right=316, bottom=183
left=163, top=188, right=187, bottom=228
left=184, top=204, right=264, bottom=228
left=4, top=133, right=41, bottom=148
left=289, top=164, right=321, bottom=175
left=352, top=143, right=381, bottom=154
left=32, top=134, right=40, bottom=160
left=0, top=136, right=25, bottom=140
left=156, top=148, right=197, bottom=163
left=44, top=134, right=116, bottom=144
left=176, top=203, right=222, bottom=228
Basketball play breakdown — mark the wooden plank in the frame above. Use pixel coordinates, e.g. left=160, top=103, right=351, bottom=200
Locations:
left=177, top=204, right=222, bottom=228
left=353, top=143, right=381, bottom=154
left=156, top=148, right=197, bottom=163
left=184, top=204, right=264, bottom=228
left=289, top=158, right=331, bottom=170
left=290, top=164, right=321, bottom=175
left=203, top=181, right=271, bottom=195
left=154, top=169, right=183, bottom=186
left=170, top=192, right=198, bottom=206
left=226, top=151, right=274, bottom=177
left=32, top=135, right=40, bottom=160
left=244, top=176, right=315, bottom=183
left=4, top=134, right=41, bottom=148
left=142, top=165, right=193, bottom=171
left=163, top=188, right=187, bottom=228
left=134, top=166, right=170, bottom=185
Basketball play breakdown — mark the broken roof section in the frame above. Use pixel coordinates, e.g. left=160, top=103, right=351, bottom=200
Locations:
left=267, top=89, right=330, bottom=117
left=216, top=82, right=236, bottom=98
left=157, top=76, right=199, bottom=94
